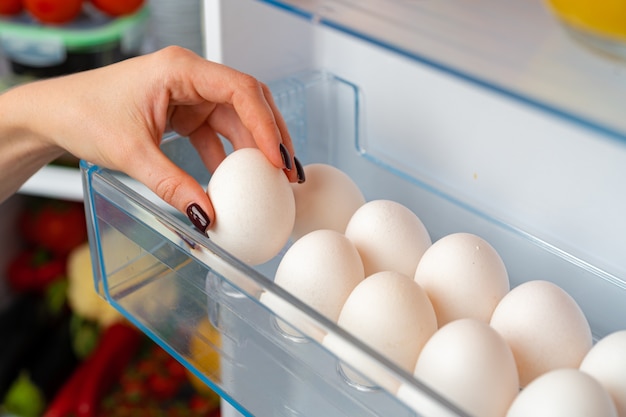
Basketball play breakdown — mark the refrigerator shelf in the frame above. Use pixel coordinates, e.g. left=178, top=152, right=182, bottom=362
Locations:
left=254, top=0, right=626, bottom=145
left=19, top=164, right=84, bottom=201
left=83, top=70, right=626, bottom=417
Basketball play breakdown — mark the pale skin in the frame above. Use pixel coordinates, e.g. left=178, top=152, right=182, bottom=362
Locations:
left=0, top=46, right=301, bottom=229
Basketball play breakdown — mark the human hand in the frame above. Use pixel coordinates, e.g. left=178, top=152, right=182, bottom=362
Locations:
left=12, top=46, right=304, bottom=232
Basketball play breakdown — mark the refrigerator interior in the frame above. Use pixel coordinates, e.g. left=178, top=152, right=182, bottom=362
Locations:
left=80, top=1, right=626, bottom=417
left=2, top=0, right=626, bottom=416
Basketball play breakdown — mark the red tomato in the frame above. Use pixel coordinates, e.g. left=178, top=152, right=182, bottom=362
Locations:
left=19, top=198, right=88, bottom=255
left=90, top=0, right=143, bottom=16
left=164, top=356, right=188, bottom=381
left=24, top=0, right=83, bottom=24
left=188, top=394, right=218, bottom=415
left=0, top=0, right=23, bottom=16
left=147, top=373, right=180, bottom=399
left=7, top=248, right=66, bottom=292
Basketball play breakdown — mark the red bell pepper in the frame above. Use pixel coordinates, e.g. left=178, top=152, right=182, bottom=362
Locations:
left=42, top=322, right=143, bottom=417
left=6, top=249, right=66, bottom=293
left=75, top=322, right=143, bottom=417
left=19, top=198, right=87, bottom=256
left=42, top=355, right=93, bottom=417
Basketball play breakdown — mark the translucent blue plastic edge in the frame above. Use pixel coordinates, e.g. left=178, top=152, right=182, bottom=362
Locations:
left=80, top=160, right=255, bottom=417
left=254, top=0, right=626, bottom=146
left=80, top=159, right=107, bottom=298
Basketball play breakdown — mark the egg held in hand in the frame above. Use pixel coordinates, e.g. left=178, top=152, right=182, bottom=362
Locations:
left=490, top=279, right=592, bottom=388
left=206, top=148, right=296, bottom=265
left=414, top=232, right=509, bottom=327
left=345, top=199, right=431, bottom=278
left=323, top=271, right=437, bottom=393
left=260, top=229, right=365, bottom=342
left=290, top=163, right=365, bottom=241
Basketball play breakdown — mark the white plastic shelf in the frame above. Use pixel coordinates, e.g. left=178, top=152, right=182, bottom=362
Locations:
left=256, top=0, right=626, bottom=144
left=19, top=165, right=84, bottom=202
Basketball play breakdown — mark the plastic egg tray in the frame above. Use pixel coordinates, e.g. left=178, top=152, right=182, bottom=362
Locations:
left=82, top=69, right=626, bottom=417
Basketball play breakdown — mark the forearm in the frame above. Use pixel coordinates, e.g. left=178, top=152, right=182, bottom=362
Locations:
left=0, top=84, right=65, bottom=203
left=0, top=47, right=297, bottom=221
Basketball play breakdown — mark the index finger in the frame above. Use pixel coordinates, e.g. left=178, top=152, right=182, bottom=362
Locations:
left=180, top=55, right=288, bottom=169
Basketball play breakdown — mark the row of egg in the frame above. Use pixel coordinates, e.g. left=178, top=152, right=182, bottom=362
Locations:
left=204, top=149, right=625, bottom=417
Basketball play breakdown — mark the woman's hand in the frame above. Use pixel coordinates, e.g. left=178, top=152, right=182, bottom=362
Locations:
left=0, top=46, right=304, bottom=231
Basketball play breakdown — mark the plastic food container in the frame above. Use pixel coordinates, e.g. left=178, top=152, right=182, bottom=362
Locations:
left=81, top=69, right=626, bottom=417
left=0, top=6, right=148, bottom=77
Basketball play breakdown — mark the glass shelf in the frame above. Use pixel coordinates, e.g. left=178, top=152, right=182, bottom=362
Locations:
left=256, top=0, right=626, bottom=144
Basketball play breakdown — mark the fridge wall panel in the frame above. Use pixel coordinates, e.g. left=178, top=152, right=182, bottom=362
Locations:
left=205, top=0, right=626, bottom=336
left=217, top=0, right=626, bottom=139
left=204, top=0, right=316, bottom=80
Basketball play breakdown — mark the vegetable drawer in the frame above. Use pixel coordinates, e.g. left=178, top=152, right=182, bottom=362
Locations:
left=82, top=69, right=626, bottom=417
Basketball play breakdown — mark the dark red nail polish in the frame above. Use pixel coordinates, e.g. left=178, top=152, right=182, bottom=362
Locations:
left=279, top=143, right=293, bottom=171
left=294, top=156, right=306, bottom=184
left=187, top=203, right=210, bottom=233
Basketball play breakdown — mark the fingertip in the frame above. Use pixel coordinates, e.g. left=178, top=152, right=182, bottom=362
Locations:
left=282, top=155, right=305, bottom=183
left=182, top=184, right=215, bottom=235
left=186, top=200, right=212, bottom=234
left=279, top=143, right=293, bottom=171
left=127, top=153, right=215, bottom=234
left=293, top=156, right=306, bottom=184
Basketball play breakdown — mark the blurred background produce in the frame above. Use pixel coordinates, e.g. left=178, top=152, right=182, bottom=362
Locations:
left=0, top=196, right=222, bottom=417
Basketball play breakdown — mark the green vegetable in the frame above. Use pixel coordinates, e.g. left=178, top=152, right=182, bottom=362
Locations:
left=2, top=371, right=45, bottom=417
left=70, top=314, right=101, bottom=359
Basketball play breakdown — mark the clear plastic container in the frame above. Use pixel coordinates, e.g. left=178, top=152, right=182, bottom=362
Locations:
left=0, top=6, right=148, bottom=77
left=82, top=70, right=626, bottom=416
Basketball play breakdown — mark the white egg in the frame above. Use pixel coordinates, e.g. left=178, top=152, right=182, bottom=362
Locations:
left=345, top=199, right=431, bottom=278
left=407, top=318, right=519, bottom=417
left=290, top=163, right=365, bottom=241
left=260, top=229, right=365, bottom=342
left=207, top=148, right=295, bottom=265
left=506, top=368, right=617, bottom=417
left=490, top=280, right=592, bottom=387
left=323, top=271, right=437, bottom=393
left=413, top=232, right=509, bottom=327
left=580, top=330, right=626, bottom=417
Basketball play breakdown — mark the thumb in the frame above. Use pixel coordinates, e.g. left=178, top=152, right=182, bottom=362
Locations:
left=125, top=149, right=214, bottom=234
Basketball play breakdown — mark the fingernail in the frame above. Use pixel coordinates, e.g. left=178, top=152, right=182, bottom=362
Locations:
left=294, top=156, right=306, bottom=184
left=279, top=143, right=293, bottom=171
left=187, top=203, right=210, bottom=233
